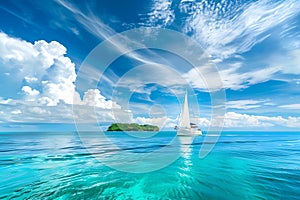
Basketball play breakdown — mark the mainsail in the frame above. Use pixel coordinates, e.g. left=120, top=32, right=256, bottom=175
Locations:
left=179, top=92, right=191, bottom=129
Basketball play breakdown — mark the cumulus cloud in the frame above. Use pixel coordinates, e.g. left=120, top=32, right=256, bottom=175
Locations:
left=223, top=112, right=300, bottom=128
left=0, top=32, right=123, bottom=124
left=22, top=86, right=40, bottom=97
left=191, top=112, right=300, bottom=129
left=197, top=117, right=211, bottom=127
left=134, top=116, right=175, bottom=128
left=224, top=112, right=273, bottom=128
left=82, top=89, right=121, bottom=109
left=0, top=32, right=77, bottom=106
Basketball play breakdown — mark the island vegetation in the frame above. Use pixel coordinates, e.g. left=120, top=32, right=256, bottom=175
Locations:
left=107, top=123, right=159, bottom=131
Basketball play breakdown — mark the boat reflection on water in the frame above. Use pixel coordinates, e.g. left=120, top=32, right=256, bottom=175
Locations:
left=176, top=135, right=195, bottom=198
left=178, top=136, right=194, bottom=172
left=178, top=136, right=194, bottom=159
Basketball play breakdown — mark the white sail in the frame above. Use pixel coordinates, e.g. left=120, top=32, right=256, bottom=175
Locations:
left=179, top=92, right=190, bottom=128
left=177, top=91, right=202, bottom=136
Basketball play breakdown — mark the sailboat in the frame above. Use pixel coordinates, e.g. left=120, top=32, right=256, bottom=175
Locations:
left=175, top=91, right=202, bottom=136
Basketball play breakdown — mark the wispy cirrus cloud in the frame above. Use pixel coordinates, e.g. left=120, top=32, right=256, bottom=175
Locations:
left=181, top=0, right=300, bottom=59
left=0, top=5, right=37, bottom=27
left=226, top=100, right=266, bottom=110
left=56, top=0, right=114, bottom=40
left=56, top=0, right=161, bottom=67
left=183, top=63, right=281, bottom=90
left=219, top=65, right=281, bottom=90
left=279, top=104, right=300, bottom=110
left=271, top=49, right=300, bottom=75
left=137, top=0, right=300, bottom=91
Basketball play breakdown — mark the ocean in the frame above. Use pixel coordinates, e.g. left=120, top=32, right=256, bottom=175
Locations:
left=1, top=131, right=299, bottom=199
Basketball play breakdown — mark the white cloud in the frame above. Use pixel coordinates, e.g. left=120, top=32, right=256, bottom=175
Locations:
left=56, top=0, right=115, bottom=40
left=134, top=116, right=175, bottom=128
left=224, top=112, right=273, bottom=127
left=144, top=0, right=175, bottom=27
left=226, top=100, right=265, bottom=110
left=28, top=107, right=50, bottom=115
left=115, top=64, right=190, bottom=96
left=189, top=112, right=300, bottom=129
left=197, top=117, right=211, bottom=127
left=0, top=98, right=13, bottom=105
left=179, top=0, right=197, bottom=14
left=223, top=112, right=300, bottom=128
left=11, top=110, right=22, bottom=115
left=182, top=65, right=223, bottom=91
left=56, top=0, right=300, bottom=95
left=56, top=0, right=159, bottom=67
left=0, top=32, right=77, bottom=106
left=58, top=0, right=285, bottom=93
left=22, top=86, right=40, bottom=96
left=0, top=103, right=71, bottom=123
left=82, top=89, right=121, bottom=109
left=279, top=104, right=300, bottom=110
left=222, top=66, right=280, bottom=89
left=0, top=32, right=125, bottom=124
left=0, top=99, right=124, bottom=124
left=272, top=49, right=300, bottom=75
left=184, top=64, right=280, bottom=90
left=24, top=76, right=38, bottom=83
left=181, top=0, right=300, bottom=59
left=264, top=102, right=276, bottom=106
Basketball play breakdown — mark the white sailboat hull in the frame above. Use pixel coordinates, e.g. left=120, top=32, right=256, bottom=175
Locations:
left=177, top=128, right=202, bottom=136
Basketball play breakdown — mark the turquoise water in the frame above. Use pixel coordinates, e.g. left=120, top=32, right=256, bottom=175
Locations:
left=1, top=131, right=300, bottom=199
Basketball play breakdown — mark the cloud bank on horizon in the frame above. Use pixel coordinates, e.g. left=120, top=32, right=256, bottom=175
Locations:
left=0, top=0, right=300, bottom=131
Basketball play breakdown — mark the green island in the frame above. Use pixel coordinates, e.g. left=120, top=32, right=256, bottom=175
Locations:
left=107, top=123, right=159, bottom=131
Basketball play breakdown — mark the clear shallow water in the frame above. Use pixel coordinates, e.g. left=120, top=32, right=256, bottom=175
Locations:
left=1, top=131, right=300, bottom=199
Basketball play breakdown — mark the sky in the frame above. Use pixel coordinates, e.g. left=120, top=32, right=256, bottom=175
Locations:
left=0, top=0, right=300, bottom=131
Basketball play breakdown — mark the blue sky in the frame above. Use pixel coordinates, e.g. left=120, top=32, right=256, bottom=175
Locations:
left=0, top=0, right=300, bottom=131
